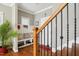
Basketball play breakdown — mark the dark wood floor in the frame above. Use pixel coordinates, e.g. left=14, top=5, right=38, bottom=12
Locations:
left=38, top=43, right=79, bottom=56
left=0, top=43, right=79, bottom=56
left=0, top=45, right=55, bottom=56
left=0, top=45, right=33, bottom=56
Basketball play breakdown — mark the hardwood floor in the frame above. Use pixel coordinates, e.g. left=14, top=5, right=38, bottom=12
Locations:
left=0, top=45, right=55, bottom=56
left=0, top=43, right=79, bottom=56
left=0, top=45, right=33, bottom=56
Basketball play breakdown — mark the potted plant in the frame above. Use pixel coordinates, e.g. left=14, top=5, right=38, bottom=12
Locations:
left=0, top=20, right=18, bottom=54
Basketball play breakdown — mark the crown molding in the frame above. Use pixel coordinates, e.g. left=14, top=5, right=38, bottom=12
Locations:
left=34, top=6, right=53, bottom=14
left=1, top=3, right=15, bottom=7
left=18, top=7, right=34, bottom=15
left=18, top=5, right=53, bottom=15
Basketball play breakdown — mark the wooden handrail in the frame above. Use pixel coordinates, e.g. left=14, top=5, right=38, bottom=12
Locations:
left=37, top=3, right=68, bottom=34
left=33, top=3, right=68, bottom=56
left=33, top=27, right=38, bottom=56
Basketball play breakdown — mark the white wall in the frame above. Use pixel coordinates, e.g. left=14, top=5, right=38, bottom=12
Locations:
left=34, top=4, right=60, bottom=27
left=18, top=10, right=34, bottom=33
left=0, top=4, right=12, bottom=46
left=0, top=4, right=12, bottom=22
left=38, top=3, right=79, bottom=51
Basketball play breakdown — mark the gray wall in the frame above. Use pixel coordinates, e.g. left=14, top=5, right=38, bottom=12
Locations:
left=0, top=4, right=12, bottom=46
left=0, top=4, right=12, bottom=22
left=35, top=3, right=60, bottom=27
left=18, top=10, right=34, bottom=25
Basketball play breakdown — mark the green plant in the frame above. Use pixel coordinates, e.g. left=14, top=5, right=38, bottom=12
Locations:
left=0, top=20, right=18, bottom=48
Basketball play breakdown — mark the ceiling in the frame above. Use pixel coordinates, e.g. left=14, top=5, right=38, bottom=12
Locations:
left=1, top=3, right=14, bottom=7
left=1, top=3, right=60, bottom=14
left=18, top=3, right=60, bottom=14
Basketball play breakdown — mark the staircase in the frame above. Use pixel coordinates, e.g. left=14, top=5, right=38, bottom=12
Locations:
left=33, top=3, right=79, bottom=56
left=37, top=43, right=79, bottom=56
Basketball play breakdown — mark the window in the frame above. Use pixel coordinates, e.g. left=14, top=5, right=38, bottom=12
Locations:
left=21, top=16, right=30, bottom=33
left=21, top=16, right=30, bottom=26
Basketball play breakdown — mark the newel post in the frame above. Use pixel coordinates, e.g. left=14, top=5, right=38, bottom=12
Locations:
left=33, top=26, right=38, bottom=56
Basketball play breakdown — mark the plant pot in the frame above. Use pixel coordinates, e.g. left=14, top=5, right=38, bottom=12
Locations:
left=0, top=47, right=8, bottom=54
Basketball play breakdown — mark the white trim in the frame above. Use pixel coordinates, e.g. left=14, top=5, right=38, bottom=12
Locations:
left=1, top=3, right=14, bottom=7
left=18, top=38, right=33, bottom=48
left=18, top=7, right=34, bottom=15
left=18, top=38, right=33, bottom=42
left=34, top=6, right=53, bottom=14
left=12, top=38, right=18, bottom=52
left=18, top=43, right=33, bottom=48
left=18, top=5, right=53, bottom=15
